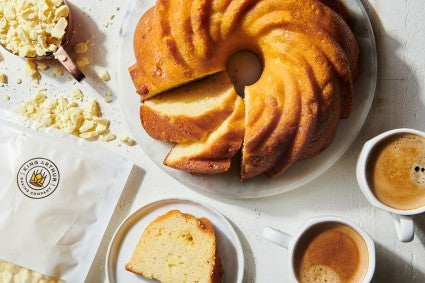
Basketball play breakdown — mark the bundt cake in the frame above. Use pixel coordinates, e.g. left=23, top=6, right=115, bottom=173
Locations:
left=130, top=0, right=359, bottom=180
left=125, top=210, right=222, bottom=283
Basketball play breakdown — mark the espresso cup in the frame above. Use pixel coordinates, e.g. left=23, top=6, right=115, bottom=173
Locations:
left=356, top=128, right=425, bottom=242
left=263, top=216, right=375, bottom=283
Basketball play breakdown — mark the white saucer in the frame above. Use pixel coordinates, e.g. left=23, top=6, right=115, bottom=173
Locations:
left=105, top=198, right=244, bottom=283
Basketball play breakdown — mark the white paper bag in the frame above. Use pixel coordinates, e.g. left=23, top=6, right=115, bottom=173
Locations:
left=0, top=111, right=133, bottom=282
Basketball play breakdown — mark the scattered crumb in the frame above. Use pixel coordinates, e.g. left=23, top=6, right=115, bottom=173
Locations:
left=37, top=63, right=49, bottom=70
left=4, top=95, right=10, bottom=100
left=97, top=69, right=110, bottom=82
left=119, top=135, right=136, bottom=146
left=52, top=66, right=63, bottom=77
left=24, top=61, right=41, bottom=82
left=101, top=132, right=116, bottom=142
left=0, top=73, right=8, bottom=84
left=71, top=88, right=84, bottom=100
left=74, top=41, right=90, bottom=54
left=0, top=53, right=4, bottom=62
left=16, top=78, right=22, bottom=84
left=76, top=56, right=90, bottom=67
left=104, top=96, right=112, bottom=103
left=115, top=6, right=120, bottom=11
left=105, top=90, right=113, bottom=97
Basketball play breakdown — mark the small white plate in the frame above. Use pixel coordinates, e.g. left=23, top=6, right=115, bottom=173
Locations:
left=106, top=198, right=244, bottom=283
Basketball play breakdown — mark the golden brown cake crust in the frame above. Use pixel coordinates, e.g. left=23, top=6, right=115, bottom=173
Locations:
left=130, top=0, right=360, bottom=180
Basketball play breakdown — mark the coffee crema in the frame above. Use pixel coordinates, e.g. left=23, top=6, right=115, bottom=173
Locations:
left=294, top=222, right=369, bottom=283
left=367, top=133, right=425, bottom=210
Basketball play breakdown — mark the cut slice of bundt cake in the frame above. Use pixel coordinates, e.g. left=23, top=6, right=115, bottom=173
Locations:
left=141, top=72, right=238, bottom=143
left=125, top=210, right=222, bottom=283
left=164, top=96, right=245, bottom=174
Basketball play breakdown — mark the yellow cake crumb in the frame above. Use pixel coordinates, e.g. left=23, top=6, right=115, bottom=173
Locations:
left=76, top=56, right=90, bottom=67
left=52, top=65, right=63, bottom=77
left=37, top=63, right=49, bottom=70
left=0, top=73, right=7, bottom=84
left=119, top=135, right=136, bottom=146
left=74, top=41, right=90, bottom=54
left=24, top=61, right=41, bottom=82
left=71, top=88, right=84, bottom=100
left=97, top=69, right=110, bottom=82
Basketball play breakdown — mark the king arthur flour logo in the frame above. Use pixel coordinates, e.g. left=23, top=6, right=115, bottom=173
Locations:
left=17, top=158, right=60, bottom=199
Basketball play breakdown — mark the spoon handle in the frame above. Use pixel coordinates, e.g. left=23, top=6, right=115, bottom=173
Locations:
left=54, top=46, right=85, bottom=82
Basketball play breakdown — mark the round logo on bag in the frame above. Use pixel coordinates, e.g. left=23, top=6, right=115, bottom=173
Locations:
left=17, top=158, right=60, bottom=199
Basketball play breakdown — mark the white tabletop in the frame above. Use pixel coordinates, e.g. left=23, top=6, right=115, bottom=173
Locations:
left=1, top=0, right=424, bottom=282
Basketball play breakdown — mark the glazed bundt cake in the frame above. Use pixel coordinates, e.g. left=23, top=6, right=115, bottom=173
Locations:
left=130, top=0, right=359, bottom=180
left=125, top=210, right=222, bottom=283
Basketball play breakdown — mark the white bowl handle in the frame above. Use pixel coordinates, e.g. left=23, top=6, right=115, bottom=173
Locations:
left=262, top=226, right=292, bottom=248
left=392, top=214, right=414, bottom=242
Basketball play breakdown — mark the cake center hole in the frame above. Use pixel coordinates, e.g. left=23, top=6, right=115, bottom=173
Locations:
left=226, top=50, right=262, bottom=97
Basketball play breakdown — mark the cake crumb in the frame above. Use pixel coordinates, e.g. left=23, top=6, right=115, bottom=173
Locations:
left=52, top=66, right=63, bottom=77
left=97, top=69, right=110, bottom=82
left=75, top=41, right=90, bottom=54
left=24, top=61, right=41, bottom=81
left=101, top=132, right=116, bottom=142
left=0, top=73, right=8, bottom=84
left=76, top=57, right=90, bottom=67
left=119, top=135, right=136, bottom=146
left=71, top=88, right=84, bottom=100
left=37, top=63, right=49, bottom=70
left=16, top=78, right=22, bottom=84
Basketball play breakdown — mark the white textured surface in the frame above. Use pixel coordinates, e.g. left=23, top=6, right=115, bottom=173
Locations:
left=1, top=0, right=424, bottom=282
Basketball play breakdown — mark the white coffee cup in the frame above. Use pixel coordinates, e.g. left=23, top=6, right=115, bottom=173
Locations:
left=356, top=128, right=425, bottom=242
left=263, top=216, right=375, bottom=283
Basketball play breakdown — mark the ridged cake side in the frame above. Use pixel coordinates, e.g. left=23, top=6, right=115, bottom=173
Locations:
left=130, top=0, right=359, bottom=180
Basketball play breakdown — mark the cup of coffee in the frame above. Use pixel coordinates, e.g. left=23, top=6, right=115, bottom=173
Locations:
left=356, top=128, right=425, bottom=242
left=263, top=216, right=375, bottom=283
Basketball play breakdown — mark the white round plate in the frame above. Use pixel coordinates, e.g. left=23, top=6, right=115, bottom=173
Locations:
left=106, top=198, right=244, bottom=283
left=115, top=0, right=377, bottom=198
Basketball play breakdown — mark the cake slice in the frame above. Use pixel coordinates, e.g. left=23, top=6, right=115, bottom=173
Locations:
left=141, top=72, right=237, bottom=143
left=125, top=210, right=222, bottom=283
left=164, top=96, right=245, bottom=174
